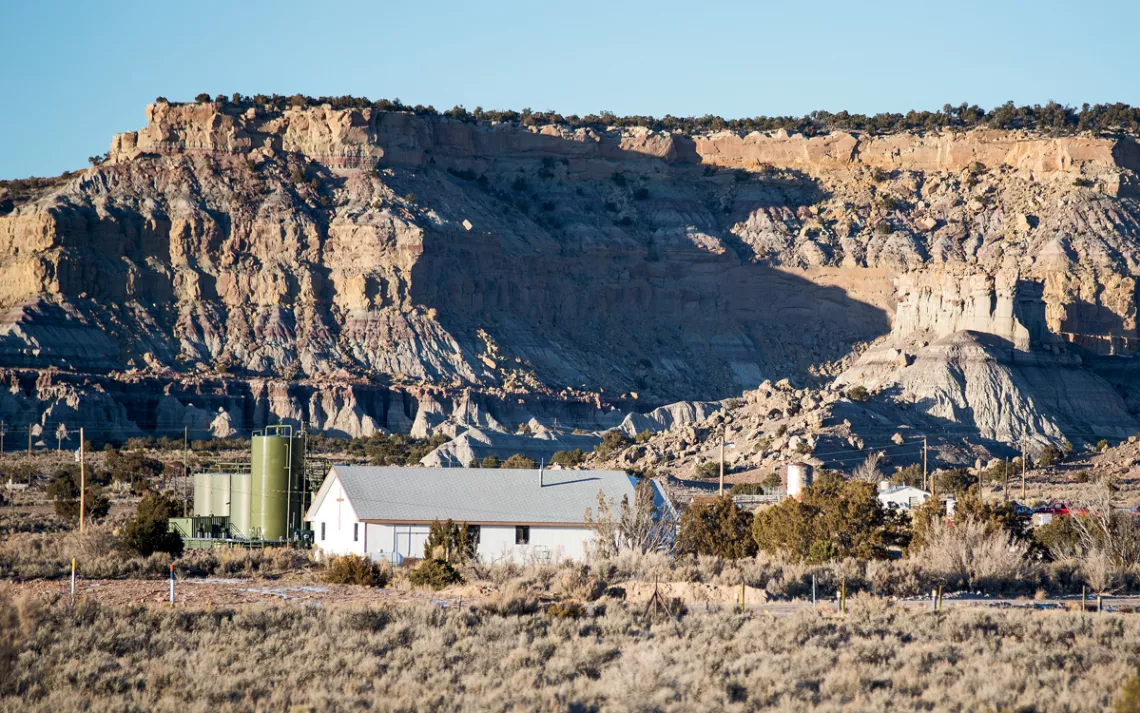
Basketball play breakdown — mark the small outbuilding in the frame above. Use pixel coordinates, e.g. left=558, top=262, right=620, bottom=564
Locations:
left=305, top=466, right=672, bottom=564
left=877, top=484, right=931, bottom=511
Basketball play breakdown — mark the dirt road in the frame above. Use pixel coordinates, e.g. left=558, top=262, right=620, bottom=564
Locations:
left=0, top=576, right=490, bottom=608
left=5, top=576, right=1138, bottom=616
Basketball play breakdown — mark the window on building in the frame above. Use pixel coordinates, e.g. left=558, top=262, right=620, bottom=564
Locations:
left=515, top=525, right=530, bottom=545
left=354, top=523, right=359, bottom=542
left=467, top=525, right=481, bottom=544
left=321, top=522, right=326, bottom=541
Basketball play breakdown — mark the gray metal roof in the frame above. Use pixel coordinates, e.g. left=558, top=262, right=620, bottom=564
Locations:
left=314, top=466, right=657, bottom=525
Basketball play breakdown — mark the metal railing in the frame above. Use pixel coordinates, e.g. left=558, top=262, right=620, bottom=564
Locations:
left=732, top=490, right=786, bottom=505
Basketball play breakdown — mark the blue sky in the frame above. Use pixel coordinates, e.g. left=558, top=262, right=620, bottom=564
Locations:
left=1, top=0, right=1136, bottom=179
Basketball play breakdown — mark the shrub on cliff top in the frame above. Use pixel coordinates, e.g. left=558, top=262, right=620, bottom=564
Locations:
left=593, top=431, right=632, bottom=458
left=503, top=454, right=537, bottom=469
left=551, top=449, right=584, bottom=467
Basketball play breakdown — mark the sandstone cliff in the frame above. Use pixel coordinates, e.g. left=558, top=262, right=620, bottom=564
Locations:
left=2, top=101, right=1139, bottom=448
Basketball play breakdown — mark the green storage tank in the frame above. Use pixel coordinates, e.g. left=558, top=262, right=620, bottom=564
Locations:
left=250, top=427, right=305, bottom=540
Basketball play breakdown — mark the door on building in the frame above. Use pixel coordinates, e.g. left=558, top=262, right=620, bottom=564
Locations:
left=393, top=525, right=430, bottom=561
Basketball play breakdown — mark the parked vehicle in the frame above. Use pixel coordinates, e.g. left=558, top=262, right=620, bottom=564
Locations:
left=1034, top=501, right=1088, bottom=518
left=1035, top=501, right=1071, bottom=517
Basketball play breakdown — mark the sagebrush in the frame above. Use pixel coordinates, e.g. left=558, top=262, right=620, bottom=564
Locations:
left=3, top=596, right=1139, bottom=712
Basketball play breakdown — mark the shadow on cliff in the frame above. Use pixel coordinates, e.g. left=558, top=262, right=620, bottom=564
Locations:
left=1014, top=278, right=1133, bottom=352
left=402, top=135, right=891, bottom=407
left=814, top=389, right=1021, bottom=475
left=817, top=329, right=1140, bottom=474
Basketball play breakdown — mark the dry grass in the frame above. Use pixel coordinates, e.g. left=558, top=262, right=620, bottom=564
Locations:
left=3, top=516, right=1137, bottom=600
left=2, top=594, right=1139, bottom=712
left=573, top=549, right=1138, bottom=599
left=0, top=523, right=316, bottom=581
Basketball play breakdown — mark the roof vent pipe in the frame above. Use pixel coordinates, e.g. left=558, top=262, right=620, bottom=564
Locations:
left=539, top=459, right=544, bottom=488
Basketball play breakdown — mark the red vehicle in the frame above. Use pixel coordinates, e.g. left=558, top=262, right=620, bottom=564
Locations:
left=1035, top=501, right=1088, bottom=518
left=1035, top=501, right=1072, bottom=517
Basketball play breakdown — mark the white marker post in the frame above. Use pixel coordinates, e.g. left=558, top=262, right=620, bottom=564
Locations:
left=70, top=557, right=76, bottom=603
left=169, top=564, right=175, bottom=606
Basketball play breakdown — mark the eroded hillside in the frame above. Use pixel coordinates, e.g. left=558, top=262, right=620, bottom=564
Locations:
left=1, top=100, right=1139, bottom=452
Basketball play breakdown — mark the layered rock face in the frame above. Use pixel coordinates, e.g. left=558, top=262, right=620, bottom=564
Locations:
left=838, top=268, right=1139, bottom=445
left=2, top=102, right=1140, bottom=444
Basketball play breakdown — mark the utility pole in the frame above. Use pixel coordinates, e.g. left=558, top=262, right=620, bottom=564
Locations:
left=1026, top=431, right=1035, bottom=497
left=183, top=426, right=189, bottom=516
left=0, top=420, right=6, bottom=455
left=27, top=424, right=33, bottom=457
left=79, top=427, right=86, bottom=534
left=922, top=436, right=928, bottom=491
left=718, top=424, right=725, bottom=497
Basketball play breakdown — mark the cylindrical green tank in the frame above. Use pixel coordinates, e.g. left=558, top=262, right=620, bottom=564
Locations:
left=193, top=473, right=212, bottom=516
left=250, top=429, right=305, bottom=540
left=230, top=472, right=251, bottom=538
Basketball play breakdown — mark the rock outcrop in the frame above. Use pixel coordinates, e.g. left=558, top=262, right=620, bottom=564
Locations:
left=3, top=101, right=1140, bottom=448
left=108, top=105, right=1140, bottom=193
left=838, top=269, right=1139, bottom=445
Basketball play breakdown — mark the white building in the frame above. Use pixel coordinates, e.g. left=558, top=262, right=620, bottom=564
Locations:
left=305, top=466, right=672, bottom=564
left=877, top=485, right=931, bottom=512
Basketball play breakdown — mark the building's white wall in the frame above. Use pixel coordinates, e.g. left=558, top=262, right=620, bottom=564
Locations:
left=476, top=526, right=517, bottom=563
left=391, top=524, right=431, bottom=561
left=365, top=523, right=396, bottom=558
left=878, top=488, right=931, bottom=511
left=307, top=475, right=597, bottom=562
left=308, top=477, right=364, bottom=557
left=476, top=525, right=591, bottom=564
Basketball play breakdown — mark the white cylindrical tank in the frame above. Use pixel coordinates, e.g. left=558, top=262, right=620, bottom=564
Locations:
left=193, top=473, right=212, bottom=516
left=787, top=462, right=814, bottom=500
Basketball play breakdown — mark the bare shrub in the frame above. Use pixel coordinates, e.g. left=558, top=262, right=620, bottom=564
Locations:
left=1080, top=549, right=1120, bottom=594
left=175, top=546, right=314, bottom=578
left=551, top=566, right=606, bottom=601
left=585, top=480, right=675, bottom=558
left=588, top=549, right=673, bottom=583
left=479, top=579, right=540, bottom=616
left=851, top=451, right=884, bottom=484
left=1041, top=482, right=1140, bottom=592
left=917, top=519, right=1031, bottom=591
left=1070, top=483, right=1140, bottom=566
left=865, top=558, right=925, bottom=596
left=846, top=591, right=893, bottom=620
left=0, top=523, right=155, bottom=579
